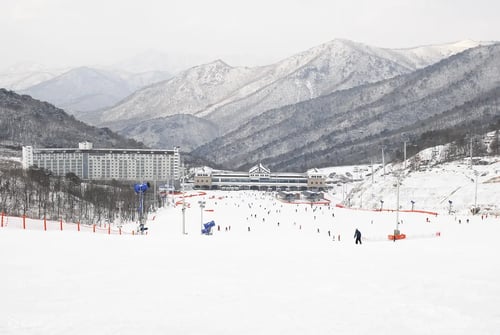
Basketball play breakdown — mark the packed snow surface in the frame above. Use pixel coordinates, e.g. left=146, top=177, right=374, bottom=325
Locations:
left=1, top=189, right=499, bottom=334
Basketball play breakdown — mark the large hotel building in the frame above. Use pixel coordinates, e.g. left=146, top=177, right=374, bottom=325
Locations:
left=22, top=142, right=180, bottom=181
left=194, top=163, right=327, bottom=191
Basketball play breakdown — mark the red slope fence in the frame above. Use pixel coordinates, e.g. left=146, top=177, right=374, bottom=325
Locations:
left=175, top=191, right=208, bottom=206
left=334, top=204, right=438, bottom=216
left=0, top=211, right=143, bottom=236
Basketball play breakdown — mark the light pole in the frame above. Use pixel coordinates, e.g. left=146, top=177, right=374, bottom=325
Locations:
left=469, top=136, right=473, bottom=169
left=395, top=175, right=401, bottom=236
left=182, top=204, right=186, bottom=234
left=182, top=177, right=187, bottom=234
left=382, top=146, right=386, bottom=178
left=370, top=160, right=374, bottom=185
left=402, top=133, right=409, bottom=170
left=198, top=200, right=206, bottom=234
left=403, top=140, right=407, bottom=169
left=179, top=171, right=186, bottom=235
left=153, top=177, right=157, bottom=210
left=474, top=170, right=479, bottom=213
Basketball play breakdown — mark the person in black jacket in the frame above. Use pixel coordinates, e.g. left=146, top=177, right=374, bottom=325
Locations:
left=354, top=228, right=362, bottom=244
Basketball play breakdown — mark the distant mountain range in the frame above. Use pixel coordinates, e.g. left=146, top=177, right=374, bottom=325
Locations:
left=18, top=67, right=171, bottom=114
left=86, top=39, right=488, bottom=151
left=193, top=43, right=500, bottom=171
left=1, top=39, right=498, bottom=172
left=0, top=62, right=68, bottom=91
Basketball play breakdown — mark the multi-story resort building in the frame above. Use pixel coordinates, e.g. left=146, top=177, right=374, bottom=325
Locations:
left=22, top=142, right=181, bottom=181
left=193, top=163, right=327, bottom=191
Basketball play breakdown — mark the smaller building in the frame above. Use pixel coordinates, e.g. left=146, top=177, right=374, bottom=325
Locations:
left=307, top=168, right=327, bottom=189
left=193, top=167, right=213, bottom=188
left=193, top=163, right=326, bottom=191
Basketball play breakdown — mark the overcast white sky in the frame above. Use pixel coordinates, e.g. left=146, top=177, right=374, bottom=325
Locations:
left=1, top=0, right=499, bottom=71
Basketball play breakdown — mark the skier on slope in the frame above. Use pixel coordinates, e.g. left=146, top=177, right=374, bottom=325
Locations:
left=354, top=228, right=362, bottom=245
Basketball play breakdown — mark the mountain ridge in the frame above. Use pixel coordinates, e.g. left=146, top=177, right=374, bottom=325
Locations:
left=0, top=88, right=144, bottom=150
left=19, top=66, right=171, bottom=114
left=192, top=43, right=500, bottom=171
left=97, top=39, right=486, bottom=149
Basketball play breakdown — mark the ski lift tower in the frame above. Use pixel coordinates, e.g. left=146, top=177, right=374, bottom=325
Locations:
left=198, top=200, right=206, bottom=234
left=394, top=173, right=401, bottom=237
left=388, top=172, right=406, bottom=241
left=181, top=174, right=187, bottom=234
left=473, top=170, right=479, bottom=214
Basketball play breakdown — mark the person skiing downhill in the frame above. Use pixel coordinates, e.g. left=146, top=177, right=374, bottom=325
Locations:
left=354, top=228, right=362, bottom=244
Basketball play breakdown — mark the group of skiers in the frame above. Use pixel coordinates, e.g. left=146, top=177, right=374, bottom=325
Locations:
left=203, top=191, right=368, bottom=245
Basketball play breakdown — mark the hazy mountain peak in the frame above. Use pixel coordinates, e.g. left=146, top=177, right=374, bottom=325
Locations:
left=1, top=61, right=48, bottom=74
left=209, top=59, right=231, bottom=67
left=0, top=63, right=69, bottom=91
left=391, top=39, right=493, bottom=69
left=188, top=59, right=233, bottom=74
left=179, top=59, right=239, bottom=86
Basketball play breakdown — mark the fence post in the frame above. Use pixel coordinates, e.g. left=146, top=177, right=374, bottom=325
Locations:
left=108, top=224, right=111, bottom=235
left=93, top=224, right=96, bottom=233
left=77, top=221, right=80, bottom=232
left=60, top=218, right=63, bottom=231
left=23, top=214, right=26, bottom=230
left=1, top=211, right=4, bottom=227
left=44, top=216, right=47, bottom=231
left=119, top=228, right=122, bottom=235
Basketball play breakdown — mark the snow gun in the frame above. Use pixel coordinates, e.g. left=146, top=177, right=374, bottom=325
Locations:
left=201, top=220, right=215, bottom=235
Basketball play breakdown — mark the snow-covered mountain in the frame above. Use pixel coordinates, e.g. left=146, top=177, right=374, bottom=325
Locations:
left=95, top=60, right=268, bottom=125
left=20, top=67, right=134, bottom=113
left=118, top=70, right=172, bottom=91
left=0, top=62, right=68, bottom=91
left=391, top=39, right=491, bottom=69
left=193, top=43, right=500, bottom=171
left=119, top=114, right=220, bottom=152
left=0, top=88, right=144, bottom=150
left=19, top=67, right=170, bottom=114
left=97, top=39, right=486, bottom=149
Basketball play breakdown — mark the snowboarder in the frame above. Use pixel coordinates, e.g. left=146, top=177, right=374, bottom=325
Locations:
left=354, top=228, right=362, bottom=244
